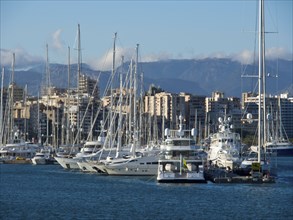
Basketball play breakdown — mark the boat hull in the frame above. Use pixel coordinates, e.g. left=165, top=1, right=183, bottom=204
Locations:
left=54, top=157, right=81, bottom=169
left=32, top=158, right=57, bottom=165
left=77, top=161, right=100, bottom=172
left=104, top=165, right=158, bottom=176
left=2, top=158, right=32, bottom=164
left=157, top=178, right=207, bottom=183
left=157, top=172, right=206, bottom=183
left=31, top=158, right=46, bottom=165
left=101, top=154, right=160, bottom=176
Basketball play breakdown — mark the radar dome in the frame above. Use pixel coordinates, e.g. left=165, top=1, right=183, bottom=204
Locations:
left=246, top=113, right=253, bottom=120
left=267, top=113, right=272, bottom=121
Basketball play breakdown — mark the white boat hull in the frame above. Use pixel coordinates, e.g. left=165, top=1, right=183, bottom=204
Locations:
left=157, top=162, right=206, bottom=183
left=104, top=164, right=158, bottom=176
left=31, top=157, right=46, bottom=165
left=77, top=161, right=100, bottom=172
left=157, top=172, right=206, bottom=183
left=54, top=157, right=81, bottom=169
left=102, top=155, right=159, bottom=176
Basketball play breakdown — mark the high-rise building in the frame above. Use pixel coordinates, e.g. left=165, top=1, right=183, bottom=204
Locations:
left=242, top=92, right=293, bottom=139
left=205, top=91, right=241, bottom=135
left=79, top=74, right=99, bottom=99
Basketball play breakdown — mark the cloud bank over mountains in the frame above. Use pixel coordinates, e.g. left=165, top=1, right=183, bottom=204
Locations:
left=1, top=48, right=44, bottom=69
left=1, top=26, right=291, bottom=69
left=1, top=46, right=292, bottom=70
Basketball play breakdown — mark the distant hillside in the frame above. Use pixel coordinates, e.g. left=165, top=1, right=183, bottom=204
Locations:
left=3, top=58, right=292, bottom=98
left=140, top=58, right=293, bottom=97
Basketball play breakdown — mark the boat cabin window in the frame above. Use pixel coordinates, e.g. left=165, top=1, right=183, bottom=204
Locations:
left=219, top=138, right=233, bottom=143
left=13, top=139, right=21, bottom=144
left=85, top=145, right=95, bottom=148
left=166, top=140, right=195, bottom=146
left=135, top=152, right=143, bottom=157
left=167, top=151, right=196, bottom=158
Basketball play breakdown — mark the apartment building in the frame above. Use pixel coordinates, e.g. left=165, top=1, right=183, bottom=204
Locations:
left=205, top=91, right=242, bottom=135
left=242, top=92, right=293, bottom=138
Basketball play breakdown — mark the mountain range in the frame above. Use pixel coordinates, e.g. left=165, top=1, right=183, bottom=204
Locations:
left=3, top=58, right=293, bottom=98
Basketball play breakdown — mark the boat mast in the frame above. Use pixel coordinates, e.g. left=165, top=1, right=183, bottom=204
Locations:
left=45, top=44, right=50, bottom=145
left=0, top=68, right=4, bottom=143
left=277, top=96, right=282, bottom=140
left=128, top=59, right=133, bottom=146
left=195, top=109, right=198, bottom=143
left=9, top=53, right=15, bottom=141
left=258, top=0, right=265, bottom=163
left=162, top=100, right=165, bottom=141
left=261, top=0, right=267, bottom=149
left=139, top=70, right=143, bottom=146
left=23, top=84, right=28, bottom=140
left=116, top=56, right=124, bottom=158
left=37, top=92, right=41, bottom=144
left=66, top=46, right=71, bottom=145
left=76, top=24, right=81, bottom=144
left=133, top=44, right=139, bottom=153
left=110, top=32, right=117, bottom=149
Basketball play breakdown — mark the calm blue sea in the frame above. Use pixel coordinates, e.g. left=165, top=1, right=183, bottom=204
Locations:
left=1, top=157, right=292, bottom=220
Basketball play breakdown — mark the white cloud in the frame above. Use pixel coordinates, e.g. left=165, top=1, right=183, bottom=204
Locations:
left=0, top=48, right=44, bottom=69
left=231, top=47, right=292, bottom=64
left=52, top=29, right=64, bottom=51
left=87, top=46, right=292, bottom=71
left=231, top=49, right=255, bottom=64
left=88, top=48, right=174, bottom=71
left=88, top=47, right=136, bottom=71
left=266, top=47, right=292, bottom=60
left=142, top=52, right=173, bottom=62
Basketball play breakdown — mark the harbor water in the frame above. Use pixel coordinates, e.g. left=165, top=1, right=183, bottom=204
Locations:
left=1, top=157, right=292, bottom=220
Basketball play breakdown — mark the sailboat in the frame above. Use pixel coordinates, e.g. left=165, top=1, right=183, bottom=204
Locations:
left=204, top=0, right=276, bottom=183
left=0, top=54, right=41, bottom=164
left=266, top=139, right=293, bottom=156
left=265, top=96, right=293, bottom=156
left=97, top=43, right=162, bottom=176
left=237, top=0, right=276, bottom=181
left=54, top=24, right=93, bottom=169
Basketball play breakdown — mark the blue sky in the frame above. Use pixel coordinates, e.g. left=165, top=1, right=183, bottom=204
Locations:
left=1, top=0, right=292, bottom=70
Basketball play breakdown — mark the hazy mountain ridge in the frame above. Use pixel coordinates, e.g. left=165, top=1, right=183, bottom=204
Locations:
left=3, top=58, right=292, bottom=98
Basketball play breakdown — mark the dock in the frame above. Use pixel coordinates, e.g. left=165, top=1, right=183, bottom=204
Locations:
left=204, top=167, right=275, bottom=184
left=1, top=157, right=32, bottom=164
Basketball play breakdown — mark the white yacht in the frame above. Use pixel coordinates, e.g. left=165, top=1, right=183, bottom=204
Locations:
left=76, top=148, right=123, bottom=173
left=95, top=146, right=161, bottom=176
left=31, top=152, right=48, bottom=165
left=0, top=132, right=40, bottom=164
left=31, top=148, right=56, bottom=165
left=157, top=115, right=207, bottom=183
left=207, top=116, right=242, bottom=170
left=54, top=139, right=104, bottom=169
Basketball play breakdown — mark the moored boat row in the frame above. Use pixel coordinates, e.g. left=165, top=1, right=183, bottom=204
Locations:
left=50, top=113, right=277, bottom=184
left=0, top=114, right=279, bottom=184
left=2, top=1, right=292, bottom=186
